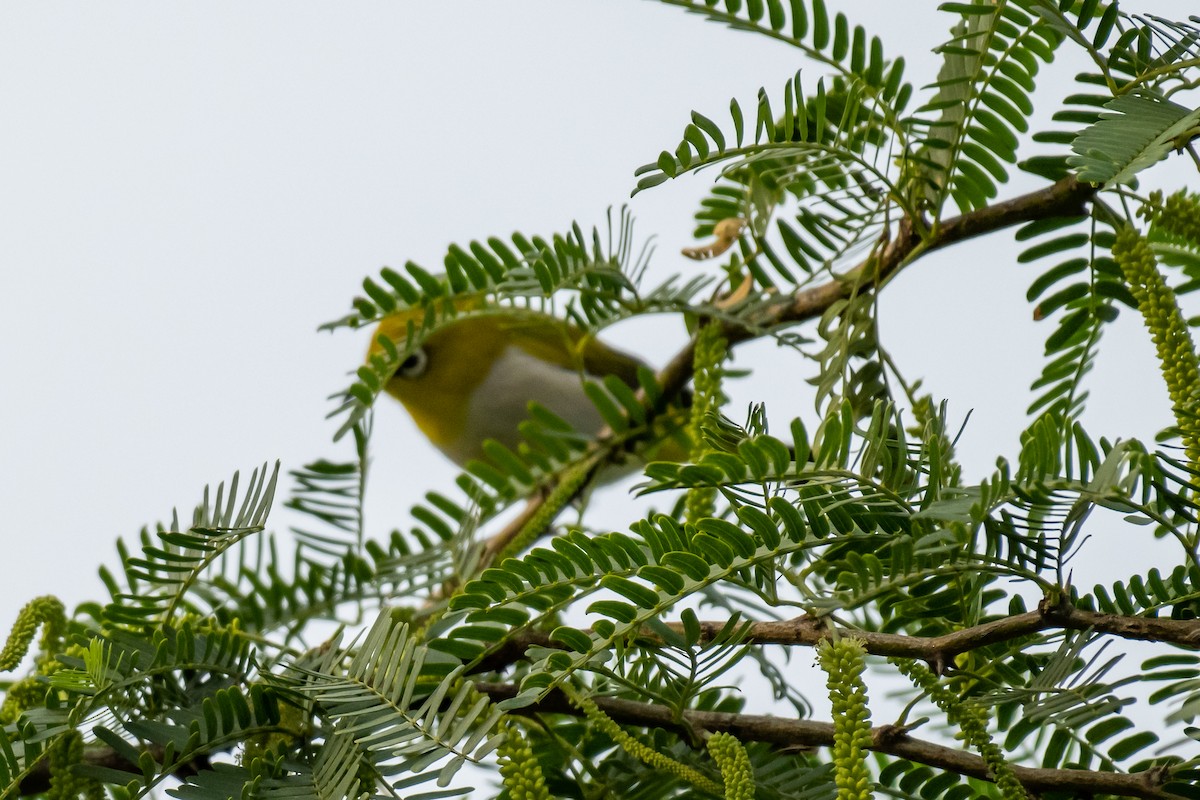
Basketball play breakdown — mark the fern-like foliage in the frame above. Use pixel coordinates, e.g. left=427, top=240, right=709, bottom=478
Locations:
left=280, top=611, right=506, bottom=791
left=1033, top=3, right=1200, bottom=94
left=637, top=69, right=906, bottom=302
left=325, top=209, right=713, bottom=438
left=447, top=404, right=921, bottom=707
left=914, top=2, right=1060, bottom=214
left=98, top=463, right=279, bottom=628
left=287, top=418, right=370, bottom=566
left=1017, top=210, right=1136, bottom=445
left=9, top=3, right=1200, bottom=799
left=1070, top=92, right=1200, bottom=186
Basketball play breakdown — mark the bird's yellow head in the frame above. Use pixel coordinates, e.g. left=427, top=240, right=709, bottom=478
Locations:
left=368, top=309, right=630, bottom=465
left=369, top=312, right=503, bottom=460
left=368, top=307, right=687, bottom=467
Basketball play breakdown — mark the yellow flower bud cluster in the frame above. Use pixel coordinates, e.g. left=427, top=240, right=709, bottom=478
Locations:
left=497, top=723, right=552, bottom=800
left=890, top=658, right=1025, bottom=800
left=1139, top=190, right=1200, bottom=247
left=818, top=639, right=875, bottom=800
left=571, top=691, right=723, bottom=795
left=706, top=732, right=755, bottom=800
left=1112, top=225, right=1200, bottom=464
left=687, top=323, right=730, bottom=524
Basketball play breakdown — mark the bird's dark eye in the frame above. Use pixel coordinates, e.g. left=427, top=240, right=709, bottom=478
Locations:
left=395, top=347, right=429, bottom=379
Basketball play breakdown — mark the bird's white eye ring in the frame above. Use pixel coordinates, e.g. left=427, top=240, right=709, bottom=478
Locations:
left=396, top=347, right=428, bottom=378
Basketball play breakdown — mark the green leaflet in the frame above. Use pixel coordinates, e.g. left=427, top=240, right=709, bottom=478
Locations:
left=1070, top=93, right=1200, bottom=187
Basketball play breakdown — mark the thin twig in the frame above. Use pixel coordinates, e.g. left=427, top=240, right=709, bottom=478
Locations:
left=471, top=593, right=1200, bottom=675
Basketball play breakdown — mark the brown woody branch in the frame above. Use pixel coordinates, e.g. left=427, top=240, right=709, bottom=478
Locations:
left=478, top=177, right=1096, bottom=563
left=18, top=745, right=209, bottom=796
left=476, top=682, right=1181, bottom=799
left=472, top=593, right=1200, bottom=675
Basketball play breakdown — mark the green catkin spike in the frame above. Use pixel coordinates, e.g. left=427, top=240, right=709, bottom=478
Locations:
left=0, top=676, right=48, bottom=724
left=1112, top=224, right=1200, bottom=465
left=1139, top=190, right=1200, bottom=246
left=0, top=595, right=66, bottom=672
left=707, top=732, right=755, bottom=800
left=686, top=323, right=730, bottom=524
left=891, top=658, right=1026, bottom=800
left=497, top=722, right=552, bottom=800
left=570, top=690, right=723, bottom=795
left=244, top=695, right=306, bottom=765
left=47, top=729, right=95, bottom=800
left=817, top=639, right=875, bottom=800
left=497, top=455, right=600, bottom=560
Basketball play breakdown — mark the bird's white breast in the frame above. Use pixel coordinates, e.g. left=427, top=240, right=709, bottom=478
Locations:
left=454, top=345, right=603, bottom=461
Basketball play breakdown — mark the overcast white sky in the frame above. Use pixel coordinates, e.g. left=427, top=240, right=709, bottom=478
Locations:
left=0, top=0, right=1193, bottom=684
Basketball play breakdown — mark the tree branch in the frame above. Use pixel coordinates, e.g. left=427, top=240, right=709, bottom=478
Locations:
left=475, top=682, right=1181, bottom=799
left=18, top=744, right=209, bottom=797
left=475, top=177, right=1096, bottom=563
left=471, top=593, right=1200, bottom=675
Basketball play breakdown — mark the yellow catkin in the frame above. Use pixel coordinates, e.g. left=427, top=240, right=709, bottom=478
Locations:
left=817, top=639, right=875, bottom=800
left=1112, top=225, right=1200, bottom=464
left=570, top=691, right=723, bottom=794
left=891, top=658, right=1026, bottom=800
left=497, top=723, right=552, bottom=800
left=686, top=323, right=729, bottom=524
left=707, top=732, right=755, bottom=800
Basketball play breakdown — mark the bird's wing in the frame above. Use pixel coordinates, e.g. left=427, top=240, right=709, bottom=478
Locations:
left=504, top=316, right=645, bottom=387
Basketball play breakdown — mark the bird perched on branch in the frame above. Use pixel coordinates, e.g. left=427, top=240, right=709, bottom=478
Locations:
left=368, top=310, right=689, bottom=468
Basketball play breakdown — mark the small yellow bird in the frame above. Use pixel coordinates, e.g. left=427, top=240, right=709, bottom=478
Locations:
left=368, top=310, right=689, bottom=468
